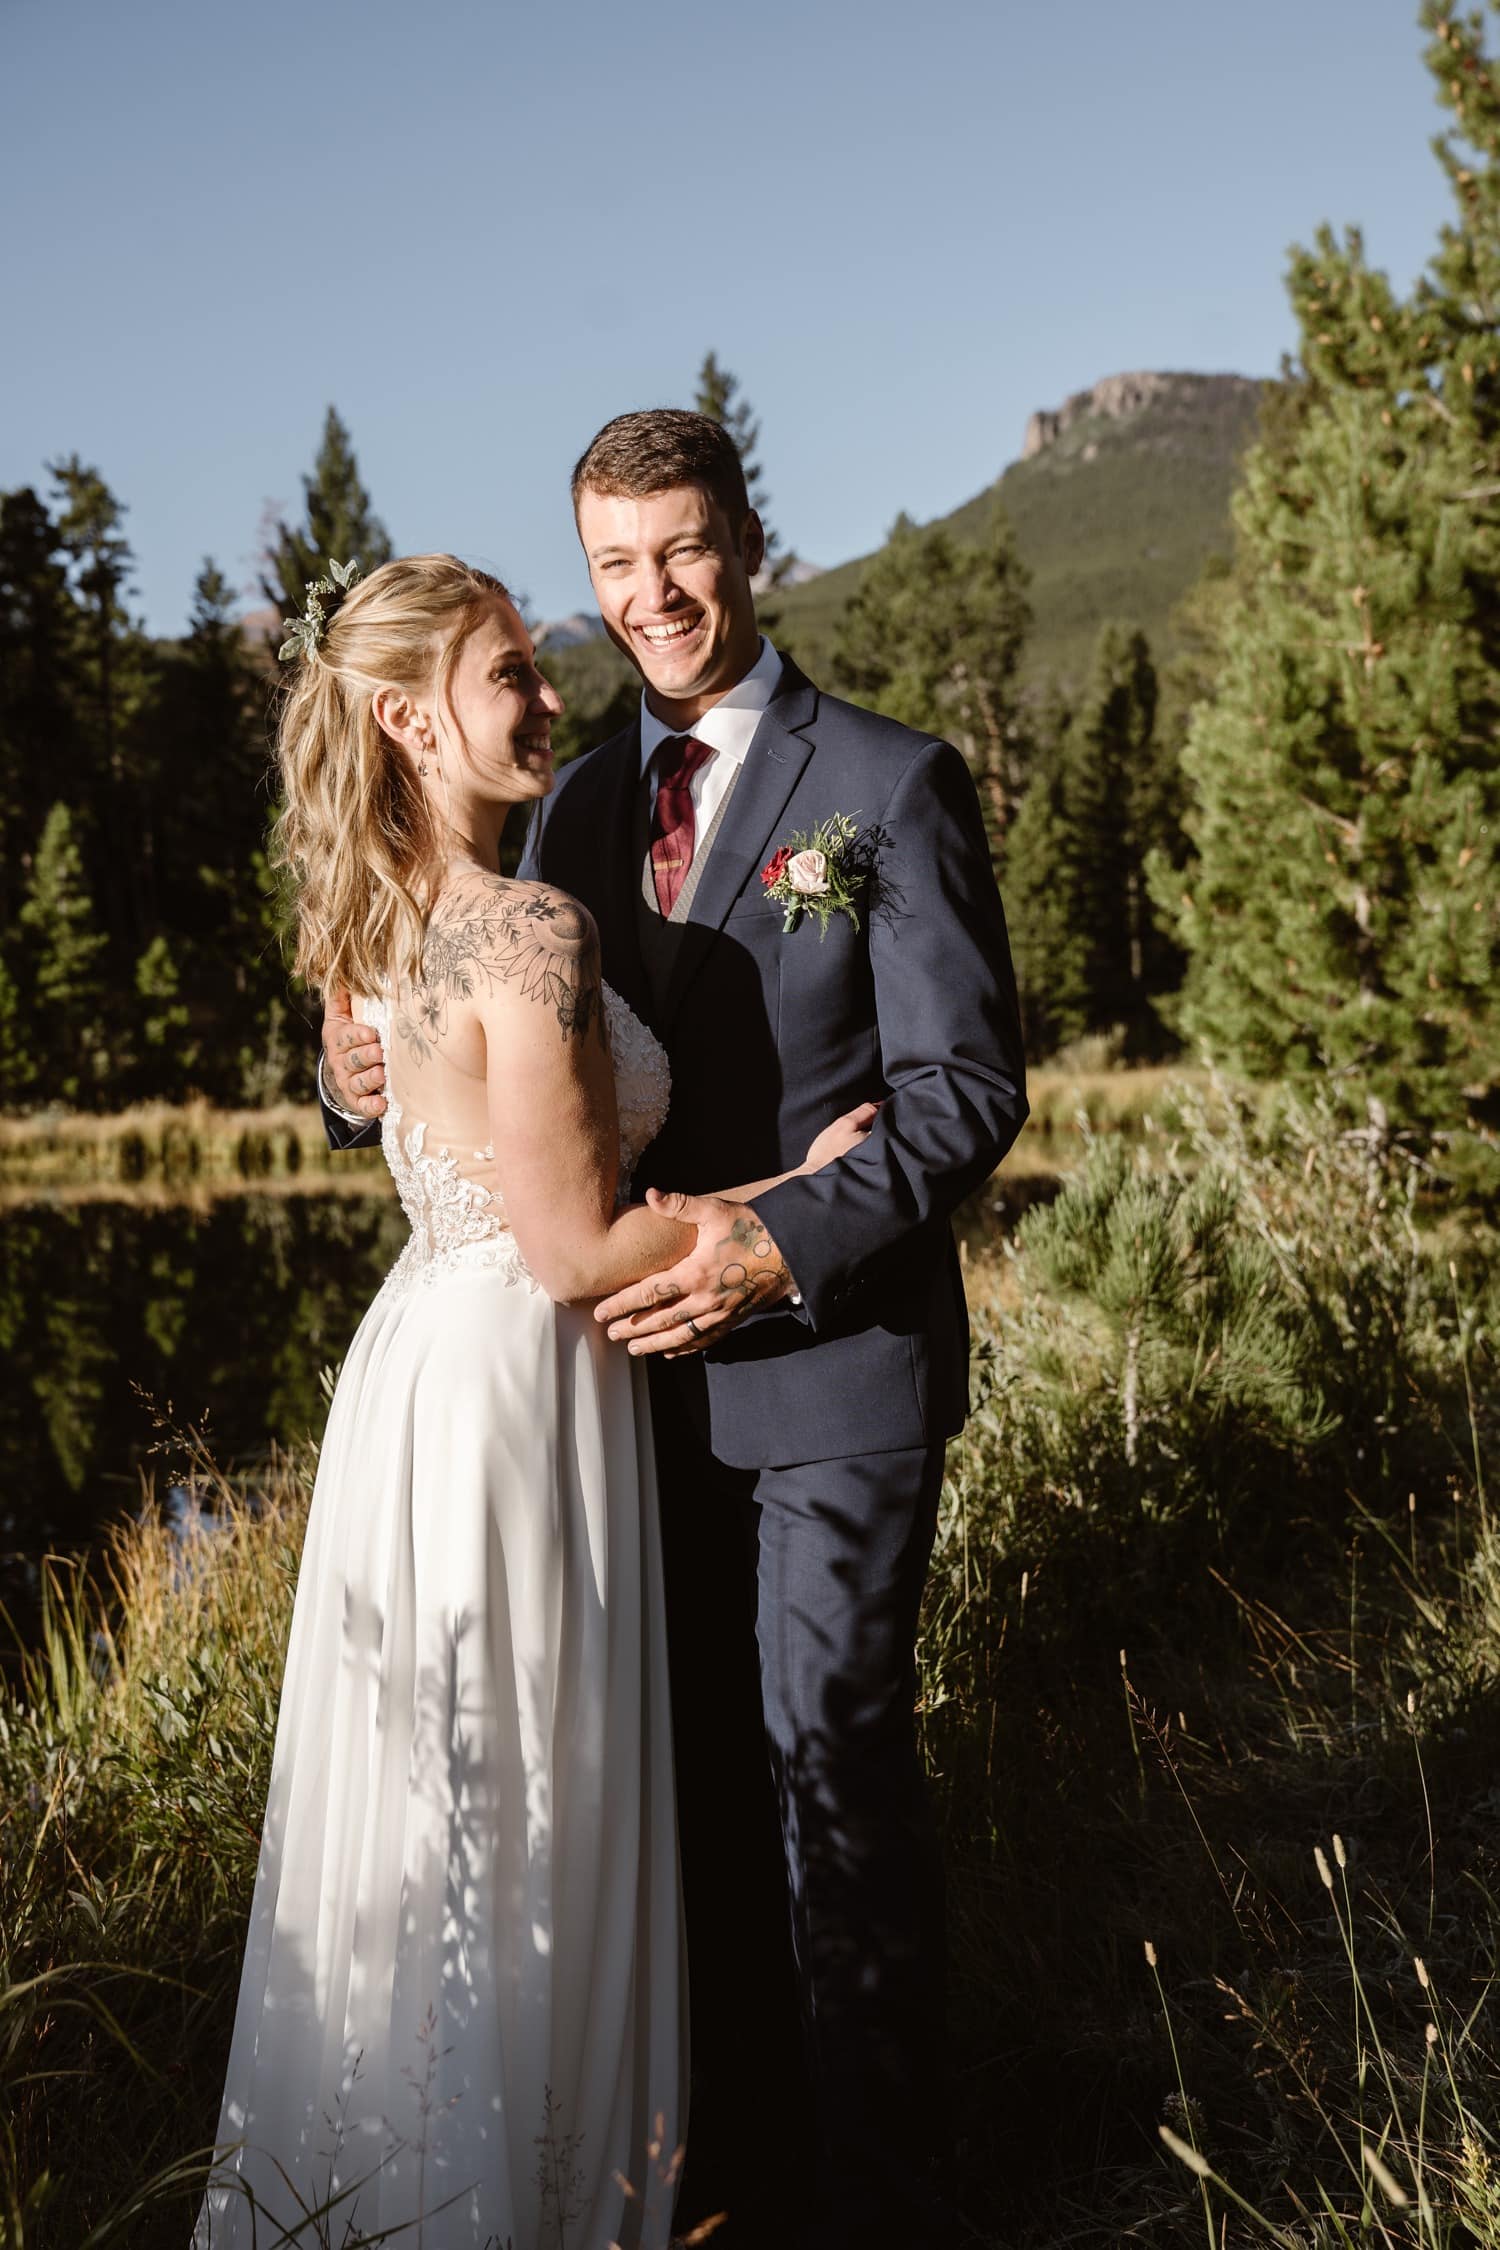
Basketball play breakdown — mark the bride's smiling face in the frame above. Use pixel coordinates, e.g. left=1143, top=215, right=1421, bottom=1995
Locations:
left=437, top=600, right=564, bottom=807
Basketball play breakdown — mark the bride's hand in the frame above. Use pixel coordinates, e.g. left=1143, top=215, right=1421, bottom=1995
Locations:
left=803, top=1101, right=880, bottom=1172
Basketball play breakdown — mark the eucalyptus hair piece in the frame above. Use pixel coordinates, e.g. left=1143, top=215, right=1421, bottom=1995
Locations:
left=278, top=557, right=363, bottom=664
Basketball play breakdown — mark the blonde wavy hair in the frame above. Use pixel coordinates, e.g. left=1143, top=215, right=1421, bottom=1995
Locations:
left=273, top=553, right=513, bottom=998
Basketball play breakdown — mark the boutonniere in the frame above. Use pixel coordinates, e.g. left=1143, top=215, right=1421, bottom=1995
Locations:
left=760, top=810, right=871, bottom=937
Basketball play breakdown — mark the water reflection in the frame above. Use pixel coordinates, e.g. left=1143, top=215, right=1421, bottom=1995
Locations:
left=0, top=1186, right=407, bottom=1632
left=0, top=1169, right=1062, bottom=1653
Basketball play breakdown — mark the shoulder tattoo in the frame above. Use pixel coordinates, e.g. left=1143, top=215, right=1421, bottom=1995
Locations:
left=396, top=879, right=604, bottom=1062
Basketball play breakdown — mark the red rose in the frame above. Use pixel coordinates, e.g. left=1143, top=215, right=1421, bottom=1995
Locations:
left=761, top=846, right=792, bottom=889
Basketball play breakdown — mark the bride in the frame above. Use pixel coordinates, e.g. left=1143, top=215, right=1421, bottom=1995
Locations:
left=194, top=555, right=871, bottom=2249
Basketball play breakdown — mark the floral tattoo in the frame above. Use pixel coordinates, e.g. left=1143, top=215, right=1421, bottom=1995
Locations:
left=396, top=879, right=604, bottom=1062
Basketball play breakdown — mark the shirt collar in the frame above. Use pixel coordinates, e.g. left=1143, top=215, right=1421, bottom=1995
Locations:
left=638, top=637, right=784, bottom=775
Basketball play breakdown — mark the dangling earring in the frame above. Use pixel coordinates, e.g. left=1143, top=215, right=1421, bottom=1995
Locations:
left=418, top=737, right=438, bottom=780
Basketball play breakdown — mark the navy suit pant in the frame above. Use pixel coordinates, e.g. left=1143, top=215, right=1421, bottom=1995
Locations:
left=651, top=1361, right=949, bottom=2250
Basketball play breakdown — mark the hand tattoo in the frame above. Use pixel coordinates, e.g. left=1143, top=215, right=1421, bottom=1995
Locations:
left=396, top=879, right=605, bottom=1063
left=715, top=1211, right=791, bottom=1313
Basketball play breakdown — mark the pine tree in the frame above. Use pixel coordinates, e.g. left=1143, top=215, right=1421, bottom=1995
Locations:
left=1004, top=726, right=1093, bottom=1055
left=169, top=556, right=265, bottom=823
left=1150, top=3, right=1500, bottom=1142
left=0, top=950, right=36, bottom=1108
left=20, top=801, right=112, bottom=1104
left=189, top=555, right=238, bottom=650
left=831, top=511, right=1032, bottom=841
left=48, top=457, right=133, bottom=784
left=149, top=557, right=284, bottom=1101
left=0, top=486, right=73, bottom=929
left=264, top=407, right=393, bottom=623
left=1004, top=627, right=1176, bottom=1057
left=695, top=352, right=763, bottom=495
left=135, top=933, right=195, bottom=1071
left=1066, top=626, right=1169, bottom=1034
left=694, top=352, right=794, bottom=585
left=47, top=459, right=153, bottom=952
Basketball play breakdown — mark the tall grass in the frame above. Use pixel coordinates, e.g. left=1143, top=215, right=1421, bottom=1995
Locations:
left=926, top=1089, right=1499, bottom=2243
left=0, top=1088, right=1494, bottom=2245
left=0, top=1431, right=305, bottom=2245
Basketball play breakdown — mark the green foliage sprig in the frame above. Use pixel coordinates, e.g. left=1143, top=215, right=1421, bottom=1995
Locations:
left=277, top=556, right=361, bottom=665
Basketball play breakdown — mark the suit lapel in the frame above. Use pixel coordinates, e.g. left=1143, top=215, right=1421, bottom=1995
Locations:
left=659, top=658, right=820, bottom=1029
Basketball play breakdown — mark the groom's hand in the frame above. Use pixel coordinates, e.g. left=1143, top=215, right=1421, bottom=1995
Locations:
left=596, top=1190, right=794, bottom=1356
left=323, top=988, right=387, bottom=1119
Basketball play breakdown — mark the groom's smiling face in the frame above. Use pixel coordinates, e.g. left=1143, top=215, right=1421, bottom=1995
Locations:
left=577, top=482, right=765, bottom=725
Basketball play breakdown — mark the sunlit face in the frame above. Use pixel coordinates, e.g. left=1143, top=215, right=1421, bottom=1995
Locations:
left=437, top=599, right=564, bottom=807
left=576, top=483, right=765, bottom=722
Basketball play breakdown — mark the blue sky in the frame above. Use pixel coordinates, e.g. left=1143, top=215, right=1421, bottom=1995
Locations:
left=0, top=0, right=1458, bottom=636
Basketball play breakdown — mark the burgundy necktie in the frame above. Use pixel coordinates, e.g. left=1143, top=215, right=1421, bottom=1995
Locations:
left=650, top=734, right=717, bottom=917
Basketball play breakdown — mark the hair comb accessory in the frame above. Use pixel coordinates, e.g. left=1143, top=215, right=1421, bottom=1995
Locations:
left=278, top=557, right=362, bottom=664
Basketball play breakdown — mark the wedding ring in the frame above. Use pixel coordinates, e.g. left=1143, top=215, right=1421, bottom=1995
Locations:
left=684, top=1317, right=704, bottom=1340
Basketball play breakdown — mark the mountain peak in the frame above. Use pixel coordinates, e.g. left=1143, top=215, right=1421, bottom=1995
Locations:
left=1021, top=370, right=1264, bottom=462
left=774, top=366, right=1269, bottom=689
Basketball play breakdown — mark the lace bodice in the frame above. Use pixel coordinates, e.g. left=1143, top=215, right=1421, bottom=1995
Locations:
left=364, top=982, right=670, bottom=1297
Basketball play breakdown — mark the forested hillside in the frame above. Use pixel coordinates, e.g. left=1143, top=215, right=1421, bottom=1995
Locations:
left=774, top=369, right=1266, bottom=687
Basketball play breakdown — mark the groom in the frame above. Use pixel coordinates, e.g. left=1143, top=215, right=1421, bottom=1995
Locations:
left=321, top=410, right=1027, bottom=2248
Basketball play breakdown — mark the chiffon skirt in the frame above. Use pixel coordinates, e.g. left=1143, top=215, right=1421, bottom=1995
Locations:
left=194, top=1251, right=685, bottom=2249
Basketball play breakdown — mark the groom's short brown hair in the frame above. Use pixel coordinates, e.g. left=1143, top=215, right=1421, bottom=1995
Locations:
left=571, top=409, right=751, bottom=526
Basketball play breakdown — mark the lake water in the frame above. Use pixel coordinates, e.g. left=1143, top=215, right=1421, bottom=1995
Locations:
left=0, top=1164, right=1057, bottom=1654
left=0, top=1184, right=407, bottom=1643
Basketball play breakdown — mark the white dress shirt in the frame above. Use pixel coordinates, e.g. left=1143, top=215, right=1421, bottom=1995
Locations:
left=638, top=636, right=784, bottom=846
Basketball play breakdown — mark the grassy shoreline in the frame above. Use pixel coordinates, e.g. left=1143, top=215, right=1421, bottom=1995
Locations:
left=0, top=1068, right=1228, bottom=1195
left=0, top=1099, right=387, bottom=1191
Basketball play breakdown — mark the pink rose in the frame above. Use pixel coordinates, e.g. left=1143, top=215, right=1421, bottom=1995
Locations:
left=786, top=849, right=830, bottom=896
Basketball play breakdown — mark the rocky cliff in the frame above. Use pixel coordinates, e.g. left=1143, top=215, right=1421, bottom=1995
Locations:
left=775, top=370, right=1270, bottom=686
left=1018, top=370, right=1265, bottom=467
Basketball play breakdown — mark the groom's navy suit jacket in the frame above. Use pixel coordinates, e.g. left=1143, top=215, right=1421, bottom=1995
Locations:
left=517, top=656, right=1027, bottom=1470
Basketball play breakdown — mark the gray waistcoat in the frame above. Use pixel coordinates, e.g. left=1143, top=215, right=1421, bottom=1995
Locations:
left=633, top=756, right=744, bottom=1017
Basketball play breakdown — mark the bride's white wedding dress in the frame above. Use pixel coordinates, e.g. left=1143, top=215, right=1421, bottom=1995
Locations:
left=194, top=986, right=682, bottom=2250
